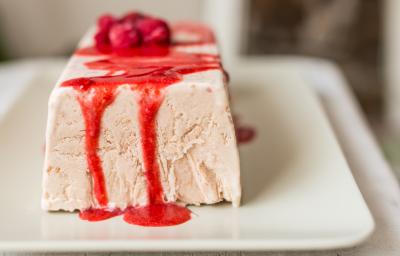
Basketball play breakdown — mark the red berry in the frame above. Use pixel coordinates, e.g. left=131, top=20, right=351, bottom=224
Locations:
left=94, top=30, right=111, bottom=52
left=109, top=22, right=142, bottom=49
left=97, top=14, right=116, bottom=31
left=136, top=18, right=170, bottom=45
left=121, top=12, right=145, bottom=25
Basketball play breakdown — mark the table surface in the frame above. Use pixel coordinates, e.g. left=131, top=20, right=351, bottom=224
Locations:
left=0, top=58, right=399, bottom=256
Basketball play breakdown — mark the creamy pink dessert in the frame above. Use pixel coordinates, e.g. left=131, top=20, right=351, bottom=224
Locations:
left=42, top=12, right=240, bottom=226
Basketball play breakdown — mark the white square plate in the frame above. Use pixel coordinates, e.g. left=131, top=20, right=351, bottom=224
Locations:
left=0, top=60, right=374, bottom=252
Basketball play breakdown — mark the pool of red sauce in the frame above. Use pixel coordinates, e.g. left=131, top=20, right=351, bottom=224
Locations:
left=233, top=115, right=256, bottom=144
left=236, top=126, right=256, bottom=144
left=62, top=25, right=222, bottom=227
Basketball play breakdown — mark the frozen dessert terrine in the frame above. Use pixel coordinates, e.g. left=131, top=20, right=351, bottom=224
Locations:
left=42, top=12, right=240, bottom=226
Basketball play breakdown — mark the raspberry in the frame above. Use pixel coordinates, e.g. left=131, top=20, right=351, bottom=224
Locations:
left=97, top=14, right=116, bottom=31
left=109, top=22, right=142, bottom=49
left=94, top=30, right=111, bottom=52
left=94, top=12, right=171, bottom=52
left=136, top=18, right=170, bottom=45
left=121, top=12, right=145, bottom=25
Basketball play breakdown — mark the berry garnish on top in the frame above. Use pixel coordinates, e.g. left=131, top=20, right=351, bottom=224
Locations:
left=136, top=18, right=170, bottom=45
left=109, top=22, right=142, bottom=49
left=94, top=12, right=171, bottom=53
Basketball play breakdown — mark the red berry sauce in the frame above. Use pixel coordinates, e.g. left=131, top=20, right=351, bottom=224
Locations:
left=233, top=115, right=256, bottom=144
left=61, top=13, right=219, bottom=227
left=124, top=204, right=191, bottom=227
left=236, top=126, right=256, bottom=144
left=79, top=207, right=122, bottom=221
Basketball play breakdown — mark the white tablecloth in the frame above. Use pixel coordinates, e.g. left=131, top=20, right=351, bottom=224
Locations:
left=0, top=58, right=399, bottom=255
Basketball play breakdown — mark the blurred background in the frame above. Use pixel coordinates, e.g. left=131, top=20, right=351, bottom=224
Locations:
left=0, top=0, right=400, bottom=178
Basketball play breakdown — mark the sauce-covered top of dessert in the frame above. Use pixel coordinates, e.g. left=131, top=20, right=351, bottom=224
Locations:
left=61, top=12, right=222, bottom=226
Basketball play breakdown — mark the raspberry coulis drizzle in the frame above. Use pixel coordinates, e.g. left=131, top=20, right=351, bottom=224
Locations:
left=61, top=26, right=220, bottom=226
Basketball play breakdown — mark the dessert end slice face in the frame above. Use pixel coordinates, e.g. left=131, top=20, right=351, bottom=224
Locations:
left=42, top=16, right=241, bottom=215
